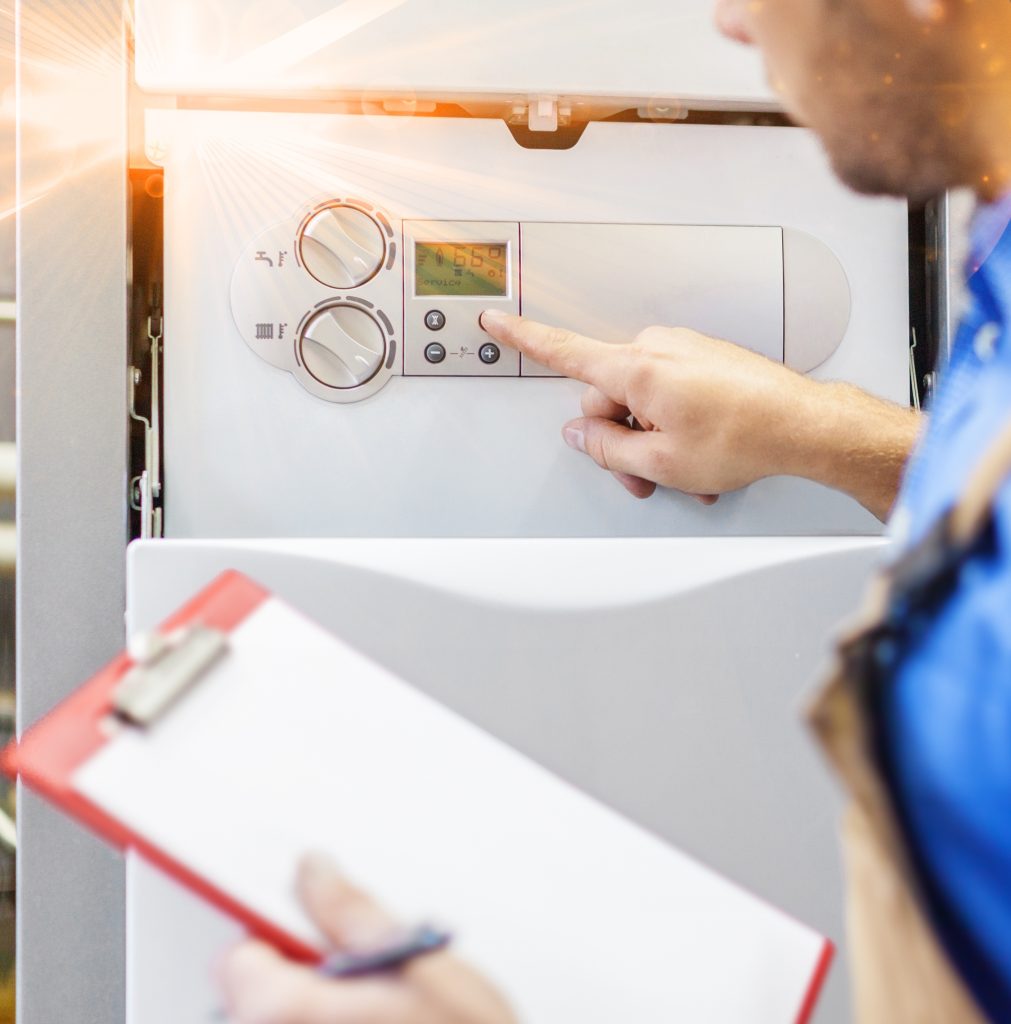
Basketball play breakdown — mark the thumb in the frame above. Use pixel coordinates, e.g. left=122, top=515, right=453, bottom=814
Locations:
left=298, top=853, right=399, bottom=951
left=562, top=416, right=663, bottom=481
left=564, top=419, right=719, bottom=505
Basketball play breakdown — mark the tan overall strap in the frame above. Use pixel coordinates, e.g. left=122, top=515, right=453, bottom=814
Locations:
left=808, top=415, right=1011, bottom=1024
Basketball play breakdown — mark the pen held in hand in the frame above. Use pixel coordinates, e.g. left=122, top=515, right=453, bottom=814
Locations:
left=319, top=923, right=453, bottom=979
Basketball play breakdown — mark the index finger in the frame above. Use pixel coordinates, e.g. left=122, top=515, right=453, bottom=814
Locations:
left=480, top=310, right=629, bottom=398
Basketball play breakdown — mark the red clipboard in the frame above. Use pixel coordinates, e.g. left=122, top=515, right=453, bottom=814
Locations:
left=3, top=569, right=834, bottom=1024
left=0, top=572, right=312, bottom=957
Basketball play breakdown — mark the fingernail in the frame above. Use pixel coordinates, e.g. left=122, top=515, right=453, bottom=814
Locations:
left=563, top=426, right=586, bottom=453
left=479, top=309, right=506, bottom=331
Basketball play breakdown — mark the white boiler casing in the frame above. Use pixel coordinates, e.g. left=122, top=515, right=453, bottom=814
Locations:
left=154, top=111, right=909, bottom=539
left=125, top=536, right=885, bottom=1024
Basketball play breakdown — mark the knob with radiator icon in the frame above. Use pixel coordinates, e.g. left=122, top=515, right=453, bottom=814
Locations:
left=299, top=304, right=387, bottom=390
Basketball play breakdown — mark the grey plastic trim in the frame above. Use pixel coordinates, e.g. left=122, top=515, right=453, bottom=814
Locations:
left=783, top=229, right=853, bottom=373
left=938, top=190, right=975, bottom=367
left=16, top=1, right=129, bottom=1020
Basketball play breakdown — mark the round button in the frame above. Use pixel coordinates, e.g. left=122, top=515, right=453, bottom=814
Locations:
left=424, top=310, right=446, bottom=332
left=425, top=342, right=447, bottom=364
left=299, top=205, right=386, bottom=289
left=299, top=305, right=386, bottom=389
left=479, top=343, right=501, bottom=365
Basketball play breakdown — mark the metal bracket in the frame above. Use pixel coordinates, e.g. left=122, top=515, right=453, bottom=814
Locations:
left=114, top=626, right=228, bottom=727
left=909, top=327, right=921, bottom=411
left=128, top=312, right=164, bottom=538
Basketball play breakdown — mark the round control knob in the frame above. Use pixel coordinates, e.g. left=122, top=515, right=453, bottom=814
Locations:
left=299, top=305, right=386, bottom=389
left=299, top=205, right=386, bottom=289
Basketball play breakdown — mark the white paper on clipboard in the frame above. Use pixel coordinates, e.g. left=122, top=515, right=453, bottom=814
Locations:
left=71, top=592, right=830, bottom=1023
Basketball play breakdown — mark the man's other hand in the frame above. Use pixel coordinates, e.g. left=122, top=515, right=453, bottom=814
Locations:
left=221, top=855, right=517, bottom=1024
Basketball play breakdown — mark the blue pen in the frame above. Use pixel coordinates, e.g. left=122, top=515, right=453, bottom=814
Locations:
left=211, top=924, right=454, bottom=1018
left=319, top=924, right=453, bottom=979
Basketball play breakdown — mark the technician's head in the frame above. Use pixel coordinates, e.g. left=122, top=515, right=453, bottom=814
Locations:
left=715, top=0, right=1011, bottom=202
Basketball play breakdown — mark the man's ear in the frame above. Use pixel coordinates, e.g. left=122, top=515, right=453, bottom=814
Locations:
left=714, top=0, right=753, bottom=46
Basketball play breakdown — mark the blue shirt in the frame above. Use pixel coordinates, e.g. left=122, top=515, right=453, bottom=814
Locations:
left=884, top=191, right=1011, bottom=1022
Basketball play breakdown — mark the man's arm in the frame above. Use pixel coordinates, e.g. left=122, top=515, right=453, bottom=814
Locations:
left=480, top=311, right=921, bottom=522
left=782, top=379, right=922, bottom=522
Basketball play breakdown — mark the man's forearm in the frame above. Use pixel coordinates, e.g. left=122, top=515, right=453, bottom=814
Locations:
left=783, top=381, right=923, bottom=522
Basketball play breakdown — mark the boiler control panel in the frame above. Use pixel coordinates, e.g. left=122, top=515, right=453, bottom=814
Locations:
left=230, top=199, right=852, bottom=404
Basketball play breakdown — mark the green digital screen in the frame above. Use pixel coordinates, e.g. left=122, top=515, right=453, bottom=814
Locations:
left=415, top=242, right=509, bottom=297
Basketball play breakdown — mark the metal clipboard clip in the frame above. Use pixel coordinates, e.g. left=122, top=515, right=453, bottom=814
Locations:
left=113, top=625, right=229, bottom=727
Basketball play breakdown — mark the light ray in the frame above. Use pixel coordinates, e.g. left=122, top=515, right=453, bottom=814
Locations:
left=7, top=2, right=127, bottom=226
left=225, top=0, right=409, bottom=77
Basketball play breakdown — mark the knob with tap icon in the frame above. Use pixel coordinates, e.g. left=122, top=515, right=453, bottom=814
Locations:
left=299, top=204, right=387, bottom=289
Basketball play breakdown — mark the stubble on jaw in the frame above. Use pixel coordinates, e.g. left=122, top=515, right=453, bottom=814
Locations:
left=820, top=84, right=982, bottom=203
left=781, top=1, right=992, bottom=201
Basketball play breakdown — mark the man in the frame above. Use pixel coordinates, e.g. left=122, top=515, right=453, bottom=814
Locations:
left=223, top=1, right=1011, bottom=1020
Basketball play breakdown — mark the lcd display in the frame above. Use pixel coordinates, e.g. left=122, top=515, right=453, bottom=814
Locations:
left=415, top=242, right=509, bottom=297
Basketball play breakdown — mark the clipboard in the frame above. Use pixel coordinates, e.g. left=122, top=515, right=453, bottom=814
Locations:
left=3, top=570, right=834, bottom=1023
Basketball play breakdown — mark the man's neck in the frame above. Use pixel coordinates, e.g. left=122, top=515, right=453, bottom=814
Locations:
left=975, top=173, right=1011, bottom=205
left=970, top=91, right=1011, bottom=203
